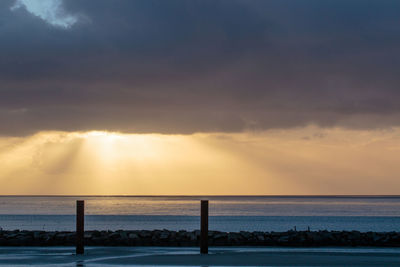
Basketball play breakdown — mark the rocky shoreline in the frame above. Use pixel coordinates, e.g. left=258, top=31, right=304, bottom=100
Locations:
left=1, top=229, right=399, bottom=247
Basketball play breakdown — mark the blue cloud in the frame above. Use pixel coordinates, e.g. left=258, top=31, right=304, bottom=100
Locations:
left=11, top=0, right=78, bottom=28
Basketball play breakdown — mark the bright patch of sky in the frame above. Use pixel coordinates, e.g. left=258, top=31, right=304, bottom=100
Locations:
left=11, top=0, right=78, bottom=28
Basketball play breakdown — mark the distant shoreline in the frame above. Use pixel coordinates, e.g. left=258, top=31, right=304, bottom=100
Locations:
left=1, top=229, right=399, bottom=247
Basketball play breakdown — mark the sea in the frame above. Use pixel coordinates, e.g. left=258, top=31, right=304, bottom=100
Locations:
left=0, top=196, right=400, bottom=232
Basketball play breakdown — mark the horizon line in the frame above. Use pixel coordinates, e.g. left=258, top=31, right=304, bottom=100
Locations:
left=0, top=194, right=399, bottom=197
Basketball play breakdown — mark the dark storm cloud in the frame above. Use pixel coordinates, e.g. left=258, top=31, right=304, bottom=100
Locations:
left=1, top=0, right=400, bottom=135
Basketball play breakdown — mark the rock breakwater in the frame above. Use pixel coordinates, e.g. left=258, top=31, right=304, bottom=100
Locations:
left=1, top=229, right=399, bottom=247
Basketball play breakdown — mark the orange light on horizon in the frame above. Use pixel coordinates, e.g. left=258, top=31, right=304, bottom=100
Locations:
left=0, top=127, right=400, bottom=195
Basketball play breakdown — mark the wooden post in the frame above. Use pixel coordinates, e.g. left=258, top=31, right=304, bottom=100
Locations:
left=200, top=200, right=208, bottom=254
left=76, top=200, right=84, bottom=255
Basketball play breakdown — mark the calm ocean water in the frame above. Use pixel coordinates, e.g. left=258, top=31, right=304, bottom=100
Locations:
left=0, top=196, right=400, bottom=232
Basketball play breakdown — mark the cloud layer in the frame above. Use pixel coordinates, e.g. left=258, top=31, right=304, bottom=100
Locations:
left=1, top=0, right=400, bottom=135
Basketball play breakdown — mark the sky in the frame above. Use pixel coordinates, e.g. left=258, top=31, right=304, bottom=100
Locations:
left=1, top=0, right=400, bottom=195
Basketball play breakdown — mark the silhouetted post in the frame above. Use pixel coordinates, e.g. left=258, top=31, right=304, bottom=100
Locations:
left=200, top=200, right=208, bottom=254
left=76, top=200, right=84, bottom=255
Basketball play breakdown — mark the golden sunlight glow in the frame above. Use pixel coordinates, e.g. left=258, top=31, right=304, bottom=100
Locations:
left=1, top=127, right=400, bottom=195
